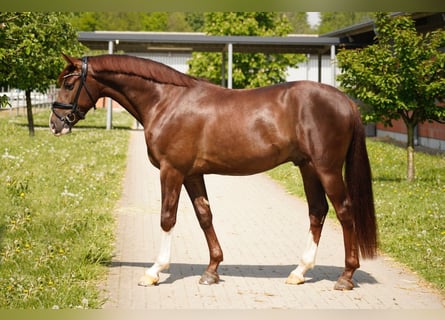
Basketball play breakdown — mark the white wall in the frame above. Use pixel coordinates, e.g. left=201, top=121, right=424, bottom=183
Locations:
left=134, top=52, right=339, bottom=87
left=287, top=54, right=339, bottom=87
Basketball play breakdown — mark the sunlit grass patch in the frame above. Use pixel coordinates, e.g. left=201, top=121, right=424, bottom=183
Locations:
left=0, top=108, right=134, bottom=308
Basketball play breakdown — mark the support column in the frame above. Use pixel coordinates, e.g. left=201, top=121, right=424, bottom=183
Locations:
left=227, top=43, right=233, bottom=89
left=221, top=50, right=226, bottom=87
left=330, top=45, right=336, bottom=87
left=317, top=53, right=322, bottom=83
left=106, top=40, right=114, bottom=130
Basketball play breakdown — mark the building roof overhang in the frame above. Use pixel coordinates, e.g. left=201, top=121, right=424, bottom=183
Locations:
left=78, top=13, right=444, bottom=55
left=78, top=31, right=340, bottom=55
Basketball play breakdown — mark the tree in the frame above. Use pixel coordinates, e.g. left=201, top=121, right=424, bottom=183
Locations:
left=336, top=12, right=445, bottom=181
left=0, top=12, right=84, bottom=136
left=283, top=12, right=314, bottom=34
left=71, top=12, right=166, bottom=31
left=70, top=12, right=202, bottom=32
left=188, top=12, right=305, bottom=89
left=184, top=13, right=205, bottom=32
left=318, top=12, right=373, bottom=34
left=166, top=12, right=193, bottom=32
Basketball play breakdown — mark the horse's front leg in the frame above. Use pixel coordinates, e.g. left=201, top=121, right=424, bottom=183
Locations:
left=138, top=164, right=184, bottom=286
left=184, top=174, right=223, bottom=285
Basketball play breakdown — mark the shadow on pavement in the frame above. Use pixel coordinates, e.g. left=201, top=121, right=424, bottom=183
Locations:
left=110, top=261, right=378, bottom=286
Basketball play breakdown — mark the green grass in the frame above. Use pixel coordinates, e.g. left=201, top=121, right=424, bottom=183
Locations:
left=0, top=108, right=134, bottom=308
left=268, top=138, right=445, bottom=294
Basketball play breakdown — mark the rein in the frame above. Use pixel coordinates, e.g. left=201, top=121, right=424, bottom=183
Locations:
left=52, top=57, right=96, bottom=124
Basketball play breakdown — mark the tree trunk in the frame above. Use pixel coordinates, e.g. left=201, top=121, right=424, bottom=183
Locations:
left=25, top=90, right=35, bottom=137
left=405, top=121, right=415, bottom=182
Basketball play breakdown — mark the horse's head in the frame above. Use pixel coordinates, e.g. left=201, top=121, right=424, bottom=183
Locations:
left=50, top=54, right=98, bottom=135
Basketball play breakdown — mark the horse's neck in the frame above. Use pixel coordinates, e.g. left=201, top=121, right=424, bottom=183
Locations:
left=97, top=73, right=159, bottom=124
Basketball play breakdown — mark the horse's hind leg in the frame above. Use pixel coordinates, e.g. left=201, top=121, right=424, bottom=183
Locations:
left=286, top=164, right=328, bottom=285
left=184, top=174, right=223, bottom=285
left=319, top=170, right=359, bottom=290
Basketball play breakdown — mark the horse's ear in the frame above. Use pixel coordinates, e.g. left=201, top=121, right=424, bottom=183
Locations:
left=62, top=53, right=80, bottom=66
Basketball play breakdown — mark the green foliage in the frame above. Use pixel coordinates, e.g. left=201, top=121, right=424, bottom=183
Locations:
left=317, top=12, right=373, bottom=34
left=185, top=13, right=205, bottom=32
left=0, top=12, right=84, bottom=136
left=283, top=12, right=313, bottom=34
left=0, top=12, right=84, bottom=93
left=70, top=12, right=203, bottom=32
left=71, top=12, right=166, bottom=32
left=188, top=12, right=306, bottom=88
left=70, top=12, right=313, bottom=34
left=0, top=95, right=9, bottom=108
left=337, top=13, right=445, bottom=180
left=337, top=13, right=445, bottom=126
left=0, top=109, right=134, bottom=308
left=268, top=139, right=445, bottom=294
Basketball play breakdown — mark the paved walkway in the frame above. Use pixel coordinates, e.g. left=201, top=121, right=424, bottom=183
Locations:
left=102, top=130, right=444, bottom=309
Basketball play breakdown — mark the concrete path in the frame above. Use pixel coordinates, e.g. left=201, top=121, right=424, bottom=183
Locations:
left=102, top=130, right=444, bottom=309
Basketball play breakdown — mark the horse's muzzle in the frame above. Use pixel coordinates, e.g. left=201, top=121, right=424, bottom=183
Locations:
left=49, top=112, right=71, bottom=136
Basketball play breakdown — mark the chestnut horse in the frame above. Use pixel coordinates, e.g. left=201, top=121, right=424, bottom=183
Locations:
left=50, top=54, right=377, bottom=290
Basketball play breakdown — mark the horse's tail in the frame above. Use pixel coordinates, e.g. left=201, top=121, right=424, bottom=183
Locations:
left=345, top=108, right=378, bottom=259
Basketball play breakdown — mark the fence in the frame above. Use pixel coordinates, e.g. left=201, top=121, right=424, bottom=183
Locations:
left=0, top=86, right=57, bottom=116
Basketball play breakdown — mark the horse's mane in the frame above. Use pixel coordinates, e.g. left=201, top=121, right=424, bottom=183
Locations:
left=90, top=54, right=199, bottom=87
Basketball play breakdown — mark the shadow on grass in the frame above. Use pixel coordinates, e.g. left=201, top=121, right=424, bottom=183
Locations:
left=372, top=176, right=404, bottom=183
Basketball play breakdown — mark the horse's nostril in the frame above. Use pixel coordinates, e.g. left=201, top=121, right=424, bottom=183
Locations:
left=50, top=120, right=62, bottom=135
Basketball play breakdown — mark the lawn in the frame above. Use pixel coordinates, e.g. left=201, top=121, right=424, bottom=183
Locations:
left=268, top=138, right=445, bottom=294
left=0, top=108, right=134, bottom=308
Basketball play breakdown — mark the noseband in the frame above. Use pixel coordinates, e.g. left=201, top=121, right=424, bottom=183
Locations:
left=52, top=56, right=96, bottom=124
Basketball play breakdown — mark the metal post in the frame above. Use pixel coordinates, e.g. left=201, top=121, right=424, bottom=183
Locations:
left=227, top=43, right=233, bottom=89
left=330, top=45, right=336, bottom=87
left=221, top=50, right=226, bottom=87
left=106, top=40, right=113, bottom=130
left=318, top=53, right=322, bottom=83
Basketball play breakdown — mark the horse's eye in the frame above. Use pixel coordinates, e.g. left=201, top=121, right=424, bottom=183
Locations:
left=64, top=83, right=74, bottom=90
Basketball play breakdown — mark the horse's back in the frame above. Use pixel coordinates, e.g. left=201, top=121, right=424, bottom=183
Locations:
left=192, top=81, right=355, bottom=173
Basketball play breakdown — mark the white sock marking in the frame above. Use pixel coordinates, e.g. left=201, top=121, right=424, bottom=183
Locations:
left=290, top=231, right=318, bottom=280
left=145, top=229, right=173, bottom=279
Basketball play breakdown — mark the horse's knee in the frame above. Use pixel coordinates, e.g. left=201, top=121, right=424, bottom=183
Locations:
left=160, top=213, right=176, bottom=232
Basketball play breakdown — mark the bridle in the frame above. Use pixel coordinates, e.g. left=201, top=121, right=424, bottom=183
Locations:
left=52, top=56, right=96, bottom=124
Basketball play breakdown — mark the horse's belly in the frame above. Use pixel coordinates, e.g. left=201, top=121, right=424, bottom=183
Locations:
left=192, top=143, right=296, bottom=176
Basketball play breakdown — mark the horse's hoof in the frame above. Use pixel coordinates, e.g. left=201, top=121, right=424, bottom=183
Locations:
left=285, top=272, right=305, bottom=285
left=199, top=270, right=219, bottom=285
left=334, top=277, right=354, bottom=290
left=138, top=274, right=159, bottom=287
